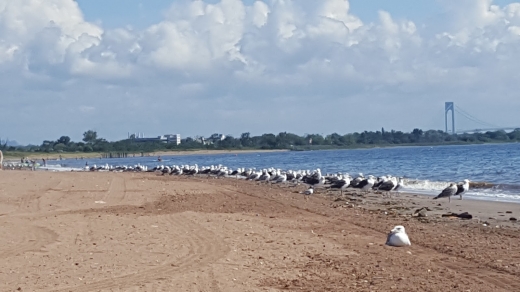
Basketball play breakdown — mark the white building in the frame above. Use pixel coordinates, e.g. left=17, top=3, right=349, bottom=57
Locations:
left=132, top=133, right=181, bottom=145
left=164, top=134, right=181, bottom=145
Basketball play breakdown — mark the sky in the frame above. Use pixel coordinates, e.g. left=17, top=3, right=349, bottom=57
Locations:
left=1, top=0, right=520, bottom=144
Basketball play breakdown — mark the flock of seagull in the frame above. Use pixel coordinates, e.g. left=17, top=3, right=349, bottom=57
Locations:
left=87, top=163, right=404, bottom=195
left=83, top=163, right=470, bottom=202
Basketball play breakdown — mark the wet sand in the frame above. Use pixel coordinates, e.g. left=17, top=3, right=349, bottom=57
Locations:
left=0, top=171, right=519, bottom=291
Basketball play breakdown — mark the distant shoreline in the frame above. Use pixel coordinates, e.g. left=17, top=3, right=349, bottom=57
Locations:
left=2, top=149, right=289, bottom=162
left=151, top=149, right=289, bottom=157
left=289, top=140, right=519, bottom=151
left=3, top=140, right=518, bottom=162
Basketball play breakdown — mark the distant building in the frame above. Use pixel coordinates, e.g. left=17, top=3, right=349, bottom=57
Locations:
left=131, top=133, right=181, bottom=145
left=163, top=134, right=181, bottom=145
left=207, top=133, right=226, bottom=144
left=194, top=137, right=209, bottom=145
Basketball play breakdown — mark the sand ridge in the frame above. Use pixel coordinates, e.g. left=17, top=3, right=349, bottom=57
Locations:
left=0, top=171, right=519, bottom=291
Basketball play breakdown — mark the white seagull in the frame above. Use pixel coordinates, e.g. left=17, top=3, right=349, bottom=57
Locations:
left=456, top=179, right=470, bottom=200
left=393, top=177, right=404, bottom=194
left=386, top=225, right=411, bottom=247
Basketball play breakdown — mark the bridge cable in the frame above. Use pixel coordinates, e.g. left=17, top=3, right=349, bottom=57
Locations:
left=454, top=106, right=499, bottom=128
left=455, top=113, right=496, bottom=130
left=454, top=106, right=497, bottom=127
left=454, top=110, right=495, bottom=128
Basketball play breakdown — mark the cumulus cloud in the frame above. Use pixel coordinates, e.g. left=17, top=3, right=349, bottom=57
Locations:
left=0, top=0, right=102, bottom=72
left=1, top=0, right=520, bottom=143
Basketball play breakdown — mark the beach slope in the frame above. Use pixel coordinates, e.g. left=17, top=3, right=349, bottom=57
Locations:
left=0, top=171, right=519, bottom=291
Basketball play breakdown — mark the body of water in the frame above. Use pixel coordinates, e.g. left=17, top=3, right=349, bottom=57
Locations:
left=46, top=143, right=520, bottom=202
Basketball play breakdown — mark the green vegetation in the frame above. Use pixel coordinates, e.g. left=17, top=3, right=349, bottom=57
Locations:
left=2, top=128, right=520, bottom=155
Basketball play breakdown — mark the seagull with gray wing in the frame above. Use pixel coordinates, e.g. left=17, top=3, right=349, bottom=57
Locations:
left=433, top=183, right=458, bottom=203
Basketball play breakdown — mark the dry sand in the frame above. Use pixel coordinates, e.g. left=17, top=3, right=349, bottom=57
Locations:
left=0, top=170, right=519, bottom=291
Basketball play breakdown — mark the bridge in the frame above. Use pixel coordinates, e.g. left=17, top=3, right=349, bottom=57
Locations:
left=455, top=127, right=520, bottom=134
left=445, top=102, right=520, bottom=134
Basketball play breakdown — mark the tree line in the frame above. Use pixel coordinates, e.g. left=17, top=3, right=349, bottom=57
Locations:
left=1, top=128, right=520, bottom=153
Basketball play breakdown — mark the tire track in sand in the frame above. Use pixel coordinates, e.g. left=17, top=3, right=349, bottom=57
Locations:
left=0, top=223, right=58, bottom=258
left=435, top=260, right=520, bottom=291
left=16, top=178, right=64, bottom=214
left=53, top=212, right=228, bottom=292
left=100, top=176, right=127, bottom=204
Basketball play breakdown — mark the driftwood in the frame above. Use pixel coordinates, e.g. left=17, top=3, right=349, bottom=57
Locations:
left=442, top=212, right=473, bottom=220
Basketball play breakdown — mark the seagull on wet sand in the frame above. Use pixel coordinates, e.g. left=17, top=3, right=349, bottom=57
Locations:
left=391, top=177, right=404, bottom=196
left=377, top=176, right=397, bottom=191
left=433, top=183, right=458, bottom=203
left=456, top=179, right=470, bottom=200
left=386, top=225, right=411, bottom=247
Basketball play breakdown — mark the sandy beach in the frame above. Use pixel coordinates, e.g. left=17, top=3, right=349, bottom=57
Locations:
left=0, top=170, right=519, bottom=291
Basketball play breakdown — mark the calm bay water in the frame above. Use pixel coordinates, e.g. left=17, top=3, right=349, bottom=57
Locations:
left=51, top=143, right=520, bottom=202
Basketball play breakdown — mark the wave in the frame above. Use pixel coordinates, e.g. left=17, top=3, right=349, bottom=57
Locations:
left=401, top=178, right=520, bottom=202
left=38, top=164, right=84, bottom=172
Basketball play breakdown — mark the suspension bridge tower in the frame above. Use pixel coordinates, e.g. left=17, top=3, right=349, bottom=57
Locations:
left=445, top=102, right=455, bottom=134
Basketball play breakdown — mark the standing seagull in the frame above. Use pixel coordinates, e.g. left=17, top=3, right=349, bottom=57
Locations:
left=301, top=169, right=322, bottom=187
left=392, top=177, right=404, bottom=196
left=328, top=176, right=351, bottom=195
left=456, top=179, right=470, bottom=200
left=377, top=176, right=397, bottom=191
left=386, top=225, right=411, bottom=247
left=354, top=175, right=376, bottom=193
left=350, top=173, right=365, bottom=188
left=433, top=183, right=458, bottom=203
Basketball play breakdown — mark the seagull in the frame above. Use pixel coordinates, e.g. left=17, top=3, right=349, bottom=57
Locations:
left=354, top=175, right=376, bottom=193
left=386, top=225, right=411, bottom=247
left=186, top=164, right=199, bottom=175
left=247, top=170, right=261, bottom=181
left=372, top=176, right=387, bottom=189
left=328, top=176, right=351, bottom=195
left=258, top=169, right=270, bottom=182
left=302, top=186, right=314, bottom=198
left=393, top=177, right=404, bottom=193
left=315, top=176, right=327, bottom=188
left=301, top=169, right=322, bottom=187
left=274, top=172, right=287, bottom=184
left=350, top=173, right=364, bottom=187
left=456, top=179, right=470, bottom=200
left=377, top=176, right=397, bottom=192
left=433, top=183, right=458, bottom=202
